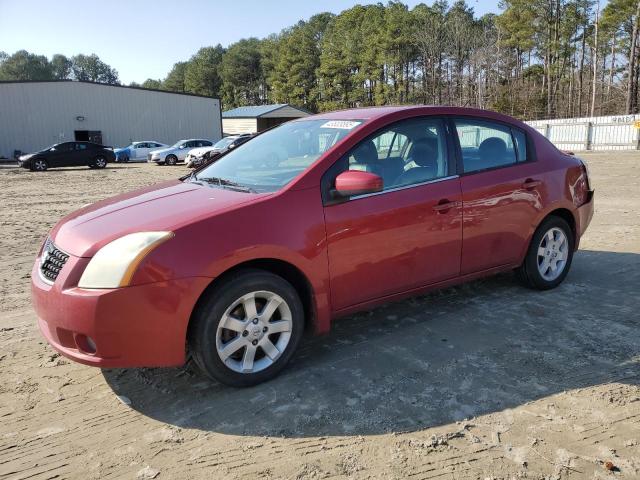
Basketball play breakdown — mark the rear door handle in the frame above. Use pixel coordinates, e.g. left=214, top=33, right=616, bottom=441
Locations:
left=433, top=199, right=458, bottom=213
left=523, top=178, right=542, bottom=190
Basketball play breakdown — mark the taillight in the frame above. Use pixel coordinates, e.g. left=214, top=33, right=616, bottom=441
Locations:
left=573, top=157, right=593, bottom=206
left=579, top=158, right=592, bottom=190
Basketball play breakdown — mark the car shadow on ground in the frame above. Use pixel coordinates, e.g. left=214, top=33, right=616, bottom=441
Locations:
left=102, top=249, right=640, bottom=437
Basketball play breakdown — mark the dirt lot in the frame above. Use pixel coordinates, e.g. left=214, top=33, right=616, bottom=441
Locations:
left=1, top=152, right=639, bottom=480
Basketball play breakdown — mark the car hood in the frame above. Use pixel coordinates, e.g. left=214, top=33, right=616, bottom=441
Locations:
left=19, top=153, right=35, bottom=161
left=188, top=146, right=216, bottom=156
left=51, top=180, right=270, bottom=257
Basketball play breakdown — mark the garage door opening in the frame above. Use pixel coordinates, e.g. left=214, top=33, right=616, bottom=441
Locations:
left=74, top=130, right=102, bottom=144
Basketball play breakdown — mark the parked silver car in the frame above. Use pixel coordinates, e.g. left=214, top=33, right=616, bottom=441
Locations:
left=114, top=141, right=167, bottom=162
left=148, top=139, right=213, bottom=165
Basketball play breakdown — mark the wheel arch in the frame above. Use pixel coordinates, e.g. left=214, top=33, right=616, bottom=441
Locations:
left=545, top=207, right=577, bottom=243
left=186, top=258, right=318, bottom=343
left=518, top=205, right=579, bottom=265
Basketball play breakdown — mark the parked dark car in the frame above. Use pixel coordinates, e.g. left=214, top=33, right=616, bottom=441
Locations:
left=186, top=134, right=254, bottom=169
left=18, top=142, right=115, bottom=171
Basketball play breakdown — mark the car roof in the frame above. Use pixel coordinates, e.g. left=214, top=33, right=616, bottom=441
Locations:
left=303, top=105, right=525, bottom=127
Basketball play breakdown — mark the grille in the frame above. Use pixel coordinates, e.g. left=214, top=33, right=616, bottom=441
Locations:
left=40, top=239, right=69, bottom=283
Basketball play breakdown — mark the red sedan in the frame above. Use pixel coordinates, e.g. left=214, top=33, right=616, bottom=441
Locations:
left=31, top=106, right=594, bottom=387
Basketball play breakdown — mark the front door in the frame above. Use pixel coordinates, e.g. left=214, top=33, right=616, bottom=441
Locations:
left=133, top=143, right=149, bottom=159
left=50, top=142, right=75, bottom=167
left=323, top=117, right=462, bottom=311
left=453, top=118, right=545, bottom=274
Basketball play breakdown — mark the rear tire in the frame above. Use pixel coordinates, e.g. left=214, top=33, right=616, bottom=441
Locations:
left=516, top=216, right=574, bottom=290
left=166, top=155, right=177, bottom=166
left=189, top=269, right=304, bottom=387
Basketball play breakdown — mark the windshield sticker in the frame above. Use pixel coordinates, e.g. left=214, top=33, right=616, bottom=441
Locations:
left=321, top=120, right=361, bottom=130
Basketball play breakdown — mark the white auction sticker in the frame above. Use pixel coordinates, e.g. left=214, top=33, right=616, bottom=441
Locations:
left=321, top=120, right=362, bottom=130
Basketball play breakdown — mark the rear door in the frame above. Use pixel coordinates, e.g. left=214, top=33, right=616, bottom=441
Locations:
left=323, top=116, right=462, bottom=311
left=453, top=118, right=544, bottom=274
left=74, top=142, right=94, bottom=166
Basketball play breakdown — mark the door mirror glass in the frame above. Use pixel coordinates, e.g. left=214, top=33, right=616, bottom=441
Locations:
left=334, top=170, right=383, bottom=197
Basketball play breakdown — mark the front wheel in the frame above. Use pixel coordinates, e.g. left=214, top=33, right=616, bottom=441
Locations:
left=516, top=216, right=574, bottom=290
left=31, top=158, right=48, bottom=171
left=92, top=156, right=107, bottom=169
left=189, top=270, right=304, bottom=387
left=166, top=155, right=177, bottom=166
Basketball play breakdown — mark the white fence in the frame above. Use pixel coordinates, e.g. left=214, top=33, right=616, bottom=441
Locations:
left=526, top=114, right=640, bottom=152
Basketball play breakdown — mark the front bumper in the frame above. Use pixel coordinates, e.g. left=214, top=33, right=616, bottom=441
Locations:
left=31, top=252, right=211, bottom=368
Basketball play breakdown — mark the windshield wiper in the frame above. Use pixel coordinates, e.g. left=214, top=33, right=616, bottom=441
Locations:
left=196, top=176, right=257, bottom=193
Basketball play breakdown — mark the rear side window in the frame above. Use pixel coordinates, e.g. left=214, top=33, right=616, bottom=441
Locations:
left=512, top=128, right=528, bottom=162
left=454, top=119, right=517, bottom=173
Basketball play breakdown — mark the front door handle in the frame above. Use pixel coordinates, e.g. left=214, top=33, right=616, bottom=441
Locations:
left=433, top=199, right=458, bottom=213
left=523, top=178, right=542, bottom=190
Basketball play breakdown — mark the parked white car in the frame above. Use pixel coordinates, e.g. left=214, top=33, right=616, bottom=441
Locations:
left=114, top=141, right=167, bottom=162
left=148, top=139, right=214, bottom=165
left=185, top=134, right=254, bottom=168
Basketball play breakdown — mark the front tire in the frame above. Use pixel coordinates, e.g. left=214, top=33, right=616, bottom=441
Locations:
left=166, top=155, right=177, bottom=166
left=31, top=158, right=48, bottom=171
left=516, top=216, right=574, bottom=290
left=189, top=269, right=304, bottom=387
left=92, top=156, right=107, bottom=169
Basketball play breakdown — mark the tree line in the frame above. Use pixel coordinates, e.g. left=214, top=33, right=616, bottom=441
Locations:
left=0, top=51, right=119, bottom=84
left=1, top=0, right=638, bottom=119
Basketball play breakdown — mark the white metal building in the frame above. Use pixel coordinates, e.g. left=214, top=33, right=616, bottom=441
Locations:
left=526, top=114, right=640, bottom=151
left=0, top=80, right=222, bottom=158
left=222, top=104, right=311, bottom=135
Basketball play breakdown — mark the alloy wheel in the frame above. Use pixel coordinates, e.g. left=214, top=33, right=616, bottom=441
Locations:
left=34, top=159, right=47, bottom=171
left=215, top=290, right=293, bottom=374
left=537, top=227, right=569, bottom=281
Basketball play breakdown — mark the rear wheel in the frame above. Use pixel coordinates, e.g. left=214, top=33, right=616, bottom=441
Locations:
left=516, top=216, right=574, bottom=290
left=189, top=269, right=304, bottom=387
left=31, top=158, right=48, bottom=171
left=92, top=156, right=107, bottom=169
left=166, top=155, right=177, bottom=166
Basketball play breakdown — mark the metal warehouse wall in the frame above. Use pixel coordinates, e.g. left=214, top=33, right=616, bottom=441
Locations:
left=526, top=114, right=640, bottom=152
left=0, top=81, right=222, bottom=158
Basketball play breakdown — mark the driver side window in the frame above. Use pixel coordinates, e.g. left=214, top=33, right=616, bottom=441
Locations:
left=342, top=117, right=449, bottom=191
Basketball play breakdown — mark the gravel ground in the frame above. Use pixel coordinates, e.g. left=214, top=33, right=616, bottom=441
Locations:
left=0, top=152, right=639, bottom=479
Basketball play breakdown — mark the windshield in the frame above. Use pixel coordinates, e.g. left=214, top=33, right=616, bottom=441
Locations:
left=193, top=119, right=361, bottom=193
left=171, top=140, right=186, bottom=148
left=213, top=137, right=235, bottom=150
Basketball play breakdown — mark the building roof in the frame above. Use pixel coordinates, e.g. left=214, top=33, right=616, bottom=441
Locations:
left=0, top=79, right=220, bottom=100
left=222, top=104, right=311, bottom=118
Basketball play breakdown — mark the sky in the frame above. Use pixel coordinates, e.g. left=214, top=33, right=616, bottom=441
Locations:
left=0, top=0, right=502, bottom=84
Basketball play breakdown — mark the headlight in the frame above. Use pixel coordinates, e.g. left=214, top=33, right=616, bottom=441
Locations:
left=78, top=231, right=174, bottom=289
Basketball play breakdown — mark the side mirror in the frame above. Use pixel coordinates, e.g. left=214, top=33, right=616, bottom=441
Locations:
left=333, top=170, right=383, bottom=198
